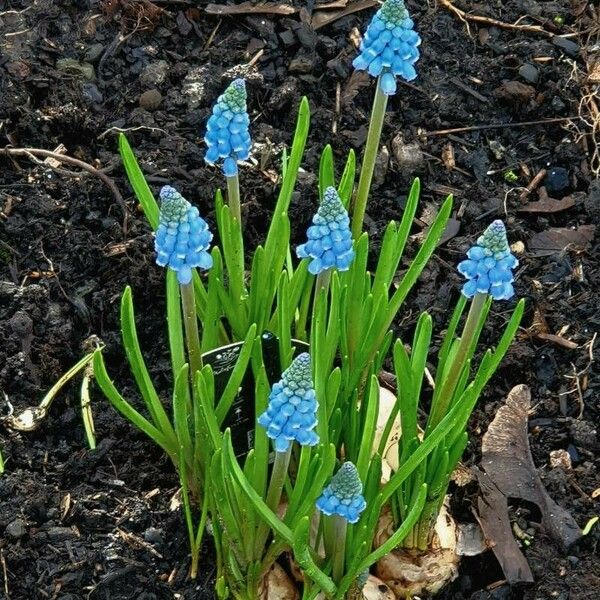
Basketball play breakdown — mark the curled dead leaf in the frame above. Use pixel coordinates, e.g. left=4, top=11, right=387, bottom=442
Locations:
left=476, top=384, right=580, bottom=584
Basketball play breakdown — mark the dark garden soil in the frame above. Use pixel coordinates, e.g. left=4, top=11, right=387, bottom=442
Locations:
left=0, top=0, right=599, bottom=598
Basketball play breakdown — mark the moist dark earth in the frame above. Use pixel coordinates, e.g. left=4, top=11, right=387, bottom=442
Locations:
left=0, top=0, right=599, bottom=598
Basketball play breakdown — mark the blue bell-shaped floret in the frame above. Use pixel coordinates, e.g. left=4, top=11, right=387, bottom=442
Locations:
left=155, top=186, right=213, bottom=284
left=457, top=220, right=518, bottom=300
left=352, top=0, right=421, bottom=95
left=204, top=79, right=251, bottom=177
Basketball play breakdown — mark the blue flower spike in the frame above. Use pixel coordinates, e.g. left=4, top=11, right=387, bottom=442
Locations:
left=257, top=353, right=319, bottom=453
left=457, top=220, right=518, bottom=301
left=352, top=0, right=421, bottom=95
left=296, top=187, right=355, bottom=275
left=204, top=78, right=251, bottom=177
left=316, top=462, right=366, bottom=524
left=155, top=186, right=213, bottom=285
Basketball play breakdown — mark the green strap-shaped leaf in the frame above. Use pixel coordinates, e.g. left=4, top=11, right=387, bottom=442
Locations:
left=118, top=134, right=159, bottom=230
left=319, top=144, right=335, bottom=198
left=293, top=517, right=337, bottom=597
left=120, top=287, right=177, bottom=446
left=92, top=351, right=176, bottom=459
left=223, top=430, right=295, bottom=543
left=338, top=150, right=356, bottom=208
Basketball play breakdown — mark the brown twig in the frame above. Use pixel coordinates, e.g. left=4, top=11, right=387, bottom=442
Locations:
left=423, top=116, right=580, bottom=137
left=439, top=0, right=557, bottom=38
left=2, top=147, right=128, bottom=234
left=518, top=168, right=547, bottom=201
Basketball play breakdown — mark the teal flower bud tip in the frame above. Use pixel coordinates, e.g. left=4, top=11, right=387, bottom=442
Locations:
left=257, top=353, right=319, bottom=453
left=204, top=78, right=251, bottom=177
left=155, top=186, right=213, bottom=284
left=352, top=0, right=421, bottom=95
left=296, top=187, right=354, bottom=275
left=457, top=220, right=518, bottom=300
left=316, top=462, right=366, bottom=524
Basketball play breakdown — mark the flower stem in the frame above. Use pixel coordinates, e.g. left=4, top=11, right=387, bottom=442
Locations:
left=226, top=173, right=242, bottom=224
left=351, top=77, right=388, bottom=239
left=426, top=292, right=488, bottom=433
left=323, top=514, right=347, bottom=584
left=180, top=281, right=203, bottom=378
left=255, top=447, right=292, bottom=556
left=315, top=269, right=331, bottom=294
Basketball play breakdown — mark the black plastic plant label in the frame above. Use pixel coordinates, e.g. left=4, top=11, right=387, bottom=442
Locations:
left=201, top=332, right=309, bottom=459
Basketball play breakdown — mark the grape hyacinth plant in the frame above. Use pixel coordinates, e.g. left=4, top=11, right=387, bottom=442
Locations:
left=91, top=15, right=527, bottom=595
left=317, top=462, right=366, bottom=582
left=296, top=186, right=354, bottom=289
left=351, top=0, right=421, bottom=238
left=458, top=219, right=518, bottom=301
left=155, top=186, right=213, bottom=286
left=352, top=0, right=421, bottom=94
left=204, top=78, right=251, bottom=223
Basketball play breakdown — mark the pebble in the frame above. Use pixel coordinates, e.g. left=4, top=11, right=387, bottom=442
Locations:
left=182, top=65, right=213, bottom=110
left=139, top=60, right=169, bottom=88
left=553, top=37, right=579, bottom=57
left=288, top=49, right=317, bottom=74
left=143, top=527, right=164, bottom=546
left=81, top=82, right=103, bottom=104
left=84, top=43, right=105, bottom=63
left=139, top=89, right=162, bottom=111
left=494, top=80, right=535, bottom=105
left=56, top=58, right=95, bottom=81
left=6, top=518, right=27, bottom=539
left=518, top=63, right=539, bottom=84
left=544, top=167, right=569, bottom=194
left=569, top=418, right=597, bottom=449
left=391, top=134, right=425, bottom=173
left=551, top=95, right=566, bottom=113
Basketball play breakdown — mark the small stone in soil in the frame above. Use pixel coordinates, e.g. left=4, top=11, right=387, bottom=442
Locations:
left=553, top=37, right=579, bottom=57
left=518, top=63, right=539, bottom=84
left=81, top=83, right=103, bottom=104
left=56, top=59, right=95, bottom=81
left=288, top=49, right=317, bottom=74
left=391, top=134, right=425, bottom=174
left=6, top=519, right=27, bottom=539
left=494, top=80, right=535, bottom=105
left=551, top=95, right=567, bottom=113
left=139, top=60, right=169, bottom=88
left=544, top=167, right=569, bottom=194
left=139, top=89, right=163, bottom=111
left=84, top=43, right=105, bottom=63
left=143, top=527, right=164, bottom=546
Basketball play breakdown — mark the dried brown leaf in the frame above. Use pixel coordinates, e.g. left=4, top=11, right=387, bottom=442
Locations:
left=311, top=0, right=377, bottom=30
left=517, top=196, right=575, bottom=214
left=529, top=224, right=596, bottom=254
left=479, top=385, right=580, bottom=553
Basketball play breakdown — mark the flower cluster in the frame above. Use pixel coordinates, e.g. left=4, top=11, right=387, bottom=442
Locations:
left=155, top=186, right=213, bottom=285
left=257, top=353, right=319, bottom=453
left=204, top=79, right=251, bottom=177
left=316, top=462, right=366, bottom=524
left=296, top=187, right=354, bottom=275
left=457, top=220, right=518, bottom=300
left=352, top=0, right=421, bottom=95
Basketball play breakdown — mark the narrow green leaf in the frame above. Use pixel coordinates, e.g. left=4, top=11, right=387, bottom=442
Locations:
left=338, top=150, right=356, bottom=208
left=319, top=144, right=335, bottom=198
left=92, top=351, right=176, bottom=459
left=118, top=134, right=159, bottom=230
left=120, top=287, right=177, bottom=443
